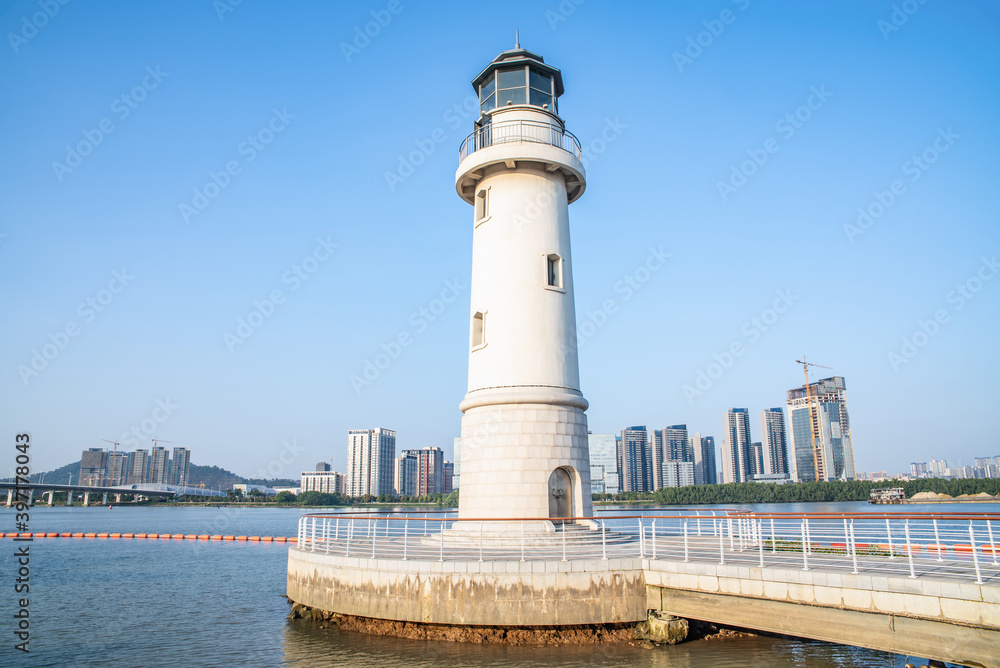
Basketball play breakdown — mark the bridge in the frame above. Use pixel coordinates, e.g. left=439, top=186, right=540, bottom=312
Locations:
left=1, top=481, right=226, bottom=506
left=289, top=510, right=1000, bottom=668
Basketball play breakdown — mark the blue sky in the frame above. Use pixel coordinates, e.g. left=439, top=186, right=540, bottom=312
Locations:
left=1, top=0, right=998, bottom=478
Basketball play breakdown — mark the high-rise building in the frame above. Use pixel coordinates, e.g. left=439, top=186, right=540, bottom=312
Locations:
left=394, top=451, right=418, bottom=497
left=442, top=462, right=454, bottom=494
left=929, top=459, right=948, bottom=477
left=80, top=448, right=108, bottom=486
left=786, top=376, right=856, bottom=482
left=316, top=462, right=331, bottom=472
left=149, top=446, right=170, bottom=484
left=652, top=425, right=690, bottom=490
left=400, top=447, right=445, bottom=496
left=346, top=428, right=396, bottom=497
left=662, top=461, right=695, bottom=488
left=651, top=429, right=664, bottom=490
left=690, top=433, right=717, bottom=485
left=452, top=437, right=461, bottom=491
left=750, top=442, right=764, bottom=477
left=171, top=447, right=191, bottom=486
left=910, top=461, right=929, bottom=478
left=759, top=408, right=789, bottom=477
left=620, top=426, right=652, bottom=492
left=107, top=451, right=128, bottom=486
left=126, top=449, right=149, bottom=485
left=721, top=409, right=752, bottom=483
left=588, top=433, right=619, bottom=495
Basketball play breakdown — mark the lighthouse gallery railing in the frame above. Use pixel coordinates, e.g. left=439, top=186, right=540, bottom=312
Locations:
left=459, top=120, right=583, bottom=162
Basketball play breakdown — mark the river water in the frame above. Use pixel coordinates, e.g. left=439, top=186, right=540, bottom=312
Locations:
left=3, top=501, right=993, bottom=668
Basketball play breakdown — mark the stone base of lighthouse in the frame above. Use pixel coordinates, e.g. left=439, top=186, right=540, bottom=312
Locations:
left=458, top=398, right=593, bottom=522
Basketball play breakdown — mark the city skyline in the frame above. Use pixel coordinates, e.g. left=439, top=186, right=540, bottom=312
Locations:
left=2, top=3, right=998, bottom=477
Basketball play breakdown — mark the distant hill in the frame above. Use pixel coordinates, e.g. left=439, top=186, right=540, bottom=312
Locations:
left=29, top=461, right=296, bottom=490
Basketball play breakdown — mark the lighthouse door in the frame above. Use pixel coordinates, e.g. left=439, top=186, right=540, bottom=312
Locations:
left=548, top=468, right=572, bottom=520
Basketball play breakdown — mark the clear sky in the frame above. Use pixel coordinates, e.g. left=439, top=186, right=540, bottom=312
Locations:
left=2, top=0, right=998, bottom=478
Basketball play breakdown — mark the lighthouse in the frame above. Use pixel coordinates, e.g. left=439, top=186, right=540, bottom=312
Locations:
left=455, top=41, right=592, bottom=521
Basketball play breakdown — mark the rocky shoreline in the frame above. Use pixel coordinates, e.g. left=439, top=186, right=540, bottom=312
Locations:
left=287, top=600, right=754, bottom=647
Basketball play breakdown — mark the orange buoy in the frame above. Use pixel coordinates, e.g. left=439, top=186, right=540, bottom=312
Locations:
left=136, top=533, right=148, bottom=538
left=123, top=533, right=134, bottom=538
left=261, top=536, right=274, bottom=542
left=72, top=532, right=85, bottom=538
left=926, top=544, right=947, bottom=555
left=110, top=533, right=122, bottom=538
left=172, top=534, right=185, bottom=540
left=34, top=532, right=47, bottom=538
left=60, top=533, right=72, bottom=538
left=982, top=544, right=1000, bottom=556
left=275, top=536, right=287, bottom=543
left=97, top=533, right=110, bottom=539
left=236, top=535, right=248, bottom=541
left=198, top=534, right=210, bottom=540
left=211, top=535, right=223, bottom=540
left=223, top=535, right=235, bottom=541
left=149, top=533, right=160, bottom=539
left=85, top=533, right=97, bottom=538
left=46, top=532, right=59, bottom=538
left=954, top=544, right=974, bottom=553
left=248, top=536, right=261, bottom=542
left=288, top=537, right=297, bottom=543
left=184, top=534, right=197, bottom=540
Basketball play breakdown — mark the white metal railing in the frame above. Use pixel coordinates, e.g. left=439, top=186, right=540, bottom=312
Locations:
left=293, top=510, right=1000, bottom=585
left=459, top=120, right=582, bottom=162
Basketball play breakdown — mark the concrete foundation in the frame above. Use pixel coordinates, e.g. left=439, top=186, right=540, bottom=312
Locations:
left=287, top=549, right=646, bottom=626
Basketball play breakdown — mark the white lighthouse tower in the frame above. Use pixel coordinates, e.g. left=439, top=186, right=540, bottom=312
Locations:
left=455, top=41, right=592, bottom=521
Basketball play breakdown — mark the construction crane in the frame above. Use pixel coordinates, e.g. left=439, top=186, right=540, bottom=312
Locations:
left=796, top=358, right=831, bottom=482
left=102, top=439, right=120, bottom=487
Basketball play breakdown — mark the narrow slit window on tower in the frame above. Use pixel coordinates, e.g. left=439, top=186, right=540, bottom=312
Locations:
left=546, top=254, right=563, bottom=289
left=475, top=187, right=489, bottom=223
left=471, top=311, right=485, bottom=349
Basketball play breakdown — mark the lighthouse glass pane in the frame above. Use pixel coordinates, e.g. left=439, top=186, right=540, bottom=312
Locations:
left=480, top=94, right=495, bottom=113
left=480, top=75, right=495, bottom=100
left=497, top=88, right=526, bottom=106
left=529, top=89, right=552, bottom=108
left=529, top=69, right=551, bottom=92
left=497, top=68, right=525, bottom=90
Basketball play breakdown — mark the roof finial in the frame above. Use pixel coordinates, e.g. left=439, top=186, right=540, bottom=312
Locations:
left=515, top=28, right=520, bottom=49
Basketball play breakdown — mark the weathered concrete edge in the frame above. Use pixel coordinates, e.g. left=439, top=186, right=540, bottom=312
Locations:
left=652, top=586, right=1000, bottom=668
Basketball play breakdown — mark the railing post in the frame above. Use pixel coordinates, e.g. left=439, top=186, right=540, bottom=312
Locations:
left=601, top=521, right=607, bottom=561
left=970, top=521, right=984, bottom=585
left=719, top=523, right=726, bottom=565
left=346, top=519, right=352, bottom=558
left=335, top=517, right=340, bottom=542
left=638, top=519, right=644, bottom=558
left=561, top=523, right=567, bottom=562
left=712, top=512, right=717, bottom=537
left=758, top=519, right=764, bottom=568
left=770, top=518, right=776, bottom=553
left=367, top=518, right=371, bottom=539
left=988, top=519, right=998, bottom=566
left=651, top=519, right=657, bottom=560
left=683, top=519, right=689, bottom=563
left=297, top=517, right=303, bottom=548
left=805, top=518, right=812, bottom=555
left=325, top=517, right=331, bottom=555
left=850, top=519, right=858, bottom=574
left=310, top=516, right=316, bottom=552
left=403, top=520, right=408, bottom=561
left=696, top=512, right=701, bottom=536
left=933, top=519, right=943, bottom=562
left=439, top=520, right=445, bottom=562
left=885, top=518, right=895, bottom=558
left=520, top=520, right=525, bottom=562
left=904, top=520, right=916, bottom=579
left=372, top=519, right=378, bottom=558
left=801, top=520, right=809, bottom=571
left=843, top=518, right=850, bottom=556
left=728, top=518, right=734, bottom=551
